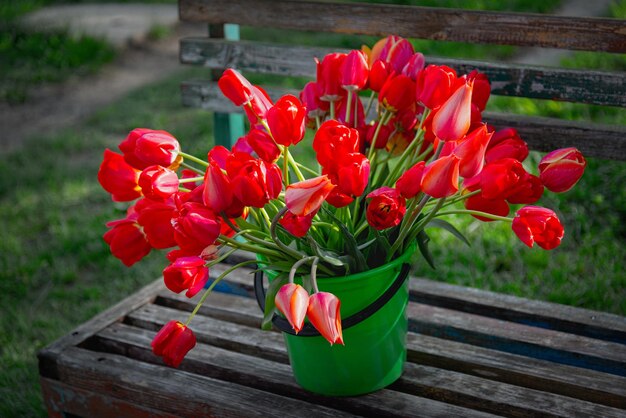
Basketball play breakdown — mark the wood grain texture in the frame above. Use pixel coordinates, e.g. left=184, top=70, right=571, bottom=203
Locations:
left=180, top=80, right=626, bottom=160
left=178, top=0, right=626, bottom=52
left=180, top=38, right=626, bottom=107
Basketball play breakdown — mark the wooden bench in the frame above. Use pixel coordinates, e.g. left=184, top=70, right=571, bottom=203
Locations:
left=38, top=260, right=626, bottom=417
left=39, top=0, right=626, bottom=416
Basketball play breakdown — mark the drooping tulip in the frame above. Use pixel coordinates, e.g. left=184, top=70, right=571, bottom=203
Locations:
left=202, top=161, right=233, bottom=213
left=538, top=147, right=587, bottom=193
left=135, top=198, right=177, bottom=249
left=103, top=211, right=152, bottom=267
left=366, top=187, right=406, bottom=230
left=307, top=292, right=344, bottom=345
left=506, top=172, right=544, bottom=204
left=275, top=283, right=310, bottom=333
left=151, top=320, right=196, bottom=368
left=163, top=256, right=209, bottom=298
left=279, top=210, right=315, bottom=238
left=98, top=149, right=142, bottom=202
left=172, top=202, right=221, bottom=256
left=452, top=124, right=493, bottom=178
left=421, top=154, right=461, bottom=198
left=244, top=85, right=274, bottom=124
left=218, top=68, right=255, bottom=106
left=512, top=206, right=564, bottom=250
left=432, top=81, right=473, bottom=142
left=138, top=165, right=179, bottom=200
left=266, top=95, right=307, bottom=147
left=285, top=175, right=335, bottom=217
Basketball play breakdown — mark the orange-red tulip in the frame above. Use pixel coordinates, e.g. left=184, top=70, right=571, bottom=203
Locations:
left=307, top=292, right=344, bottom=345
left=285, top=175, right=335, bottom=216
left=275, top=283, right=310, bottom=333
left=432, top=81, right=473, bottom=142
left=163, top=256, right=209, bottom=298
left=538, top=147, right=586, bottom=193
left=421, top=154, right=461, bottom=198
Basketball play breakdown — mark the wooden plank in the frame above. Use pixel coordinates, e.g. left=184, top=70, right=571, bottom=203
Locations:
left=407, top=303, right=626, bottom=376
left=180, top=38, right=626, bottom=107
left=53, top=347, right=361, bottom=418
left=89, top=323, right=498, bottom=418
left=40, top=377, right=177, bottom=418
left=180, top=80, right=626, bottom=160
left=152, top=289, right=626, bottom=408
left=409, top=278, right=626, bottom=344
left=38, top=278, right=165, bottom=380
left=179, top=0, right=626, bottom=52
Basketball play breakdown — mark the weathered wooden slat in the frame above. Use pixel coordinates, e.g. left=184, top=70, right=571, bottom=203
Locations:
left=55, top=346, right=362, bottom=418
left=180, top=80, right=626, bottom=160
left=40, top=377, right=177, bottom=418
left=407, top=303, right=626, bottom=376
left=179, top=0, right=626, bottom=53
left=38, top=278, right=166, bottom=380
left=409, top=278, right=626, bottom=344
left=90, top=323, right=499, bottom=418
left=180, top=37, right=626, bottom=107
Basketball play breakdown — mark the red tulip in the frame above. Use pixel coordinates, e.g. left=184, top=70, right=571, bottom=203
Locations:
left=227, top=153, right=282, bottom=208
left=485, top=128, right=529, bottom=163
left=396, top=161, right=426, bottom=199
left=207, top=145, right=231, bottom=169
left=421, top=154, right=461, bottom=198
left=307, top=292, right=344, bottom=345
left=138, top=165, right=179, bottom=200
left=285, top=175, right=335, bottom=216
left=432, top=81, right=473, bottom=142
left=340, top=50, right=369, bottom=91
left=299, top=81, right=329, bottom=121
left=415, top=65, right=457, bottom=109
left=379, top=74, right=416, bottom=113
left=326, top=153, right=370, bottom=198
left=375, top=35, right=415, bottom=74
left=98, top=149, right=142, bottom=202
left=538, top=147, right=586, bottom=193
left=368, top=60, right=391, bottom=92
left=313, top=120, right=360, bottom=169
left=467, top=70, right=491, bottom=112
left=476, top=158, right=526, bottom=201
left=151, top=320, right=196, bottom=368
left=506, top=173, right=544, bottom=204
left=103, top=211, right=151, bottom=267
left=172, top=202, right=221, bottom=256
left=275, top=283, right=310, bottom=333
left=118, top=128, right=153, bottom=169
left=401, top=52, right=425, bottom=80
left=464, top=194, right=509, bottom=222
left=279, top=210, right=315, bottom=238
left=512, top=206, right=564, bottom=250
left=218, top=68, right=255, bottom=106
left=202, top=161, right=233, bottom=213
left=325, top=188, right=355, bottom=208
left=163, top=256, right=209, bottom=298
left=366, top=187, right=406, bottom=230
left=135, top=130, right=181, bottom=168
left=243, top=85, right=274, bottom=124
left=232, top=135, right=255, bottom=155
left=135, top=198, right=177, bottom=249
left=266, top=95, right=307, bottom=147
left=452, top=124, right=493, bottom=178
left=316, top=53, right=347, bottom=101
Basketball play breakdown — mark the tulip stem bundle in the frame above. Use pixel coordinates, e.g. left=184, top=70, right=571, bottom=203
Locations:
left=98, top=35, right=587, bottom=360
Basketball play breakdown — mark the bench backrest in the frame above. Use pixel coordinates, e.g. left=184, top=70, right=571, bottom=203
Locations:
left=177, top=0, right=626, bottom=161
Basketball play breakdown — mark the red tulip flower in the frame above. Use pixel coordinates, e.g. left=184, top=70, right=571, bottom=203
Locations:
left=136, top=198, right=177, bottom=249
left=244, top=128, right=280, bottom=162
left=326, top=152, right=370, bottom=198
left=119, top=129, right=180, bottom=170
left=512, top=206, right=564, bottom=250
left=452, top=124, right=493, bottom=178
left=485, top=128, right=529, bottom=163
left=538, top=147, right=587, bottom=193
left=375, top=35, right=415, bottom=73
left=172, top=202, right=221, bottom=256
left=279, top=210, right=315, bottom=238
left=316, top=52, right=347, bottom=101
left=138, top=165, right=179, bottom=200
left=368, top=59, right=391, bottom=92
left=98, top=149, right=142, bottom=202
left=202, top=161, right=233, bottom=213
left=103, top=211, right=151, bottom=267
left=379, top=74, right=416, bottom=113
left=151, top=320, right=196, bottom=367
left=506, top=172, right=544, bottom=204
left=340, top=50, right=369, bottom=92
left=307, top=292, right=344, bottom=345
left=313, top=120, right=360, bottom=169
left=396, top=161, right=426, bottom=199
left=163, top=256, right=209, bottom=298
left=366, top=187, right=406, bottom=230
left=285, top=175, right=335, bottom=217
left=227, top=153, right=282, bottom=208
left=244, top=85, right=274, bottom=124
left=299, top=81, right=329, bottom=121
left=432, top=81, right=473, bottom=142
left=275, top=283, right=310, bottom=333
left=476, top=158, right=526, bottom=201
left=266, top=95, right=307, bottom=147
left=401, top=52, right=426, bottom=80
left=415, top=65, right=457, bottom=110
left=467, top=70, right=491, bottom=112
left=218, top=68, right=255, bottom=106
left=421, top=154, right=461, bottom=198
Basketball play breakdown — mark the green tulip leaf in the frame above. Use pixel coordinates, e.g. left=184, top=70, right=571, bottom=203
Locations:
left=261, top=272, right=288, bottom=331
left=427, top=218, right=471, bottom=247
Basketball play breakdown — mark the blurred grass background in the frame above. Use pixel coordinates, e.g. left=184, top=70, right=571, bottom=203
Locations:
left=1, top=0, right=625, bottom=416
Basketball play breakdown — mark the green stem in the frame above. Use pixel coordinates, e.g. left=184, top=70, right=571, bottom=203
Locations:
left=217, top=235, right=283, bottom=258
left=288, top=256, right=317, bottom=284
left=180, top=161, right=204, bottom=175
left=364, top=91, right=376, bottom=118
left=270, top=207, right=306, bottom=260
left=329, top=99, right=336, bottom=120
left=179, top=151, right=209, bottom=167
left=367, top=108, right=391, bottom=162
left=179, top=176, right=204, bottom=183
left=286, top=150, right=306, bottom=182
left=345, top=90, right=353, bottom=125
left=282, top=146, right=290, bottom=187
left=435, top=210, right=513, bottom=222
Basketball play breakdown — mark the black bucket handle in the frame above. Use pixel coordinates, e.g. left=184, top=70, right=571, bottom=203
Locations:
left=254, top=263, right=411, bottom=337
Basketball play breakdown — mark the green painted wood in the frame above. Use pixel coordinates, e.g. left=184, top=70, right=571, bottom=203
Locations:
left=179, top=0, right=626, bottom=52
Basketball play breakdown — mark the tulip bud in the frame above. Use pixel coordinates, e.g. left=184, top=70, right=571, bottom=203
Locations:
left=432, top=81, right=473, bottom=142
left=266, top=95, right=307, bottom=147
left=307, top=292, right=344, bottom=345
left=538, top=148, right=586, bottom=193
left=218, top=68, right=255, bottom=106
left=421, top=154, right=461, bottom=198
left=139, top=165, right=179, bottom=200
left=340, top=50, right=369, bottom=92
left=275, top=283, right=310, bottom=333
left=151, top=320, right=196, bottom=367
left=202, top=161, right=233, bottom=214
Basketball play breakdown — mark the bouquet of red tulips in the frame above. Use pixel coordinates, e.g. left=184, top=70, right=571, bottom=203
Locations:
left=98, top=35, right=586, bottom=367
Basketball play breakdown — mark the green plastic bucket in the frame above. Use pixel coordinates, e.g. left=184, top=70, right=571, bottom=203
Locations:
left=261, top=246, right=414, bottom=396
